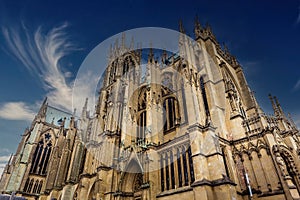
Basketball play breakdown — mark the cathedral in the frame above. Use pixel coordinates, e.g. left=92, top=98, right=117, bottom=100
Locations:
left=1, top=20, right=300, bottom=200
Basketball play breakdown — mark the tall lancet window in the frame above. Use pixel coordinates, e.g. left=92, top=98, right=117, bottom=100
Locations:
left=137, top=88, right=147, bottom=141
left=30, top=133, right=52, bottom=175
left=137, top=111, right=147, bottom=141
left=200, top=77, right=210, bottom=117
left=163, top=97, right=176, bottom=132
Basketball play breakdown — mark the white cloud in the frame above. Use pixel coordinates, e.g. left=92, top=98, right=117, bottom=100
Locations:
left=2, top=23, right=80, bottom=113
left=0, top=102, right=35, bottom=121
left=0, top=156, right=10, bottom=163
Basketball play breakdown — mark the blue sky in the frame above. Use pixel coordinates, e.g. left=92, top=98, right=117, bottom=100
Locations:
left=0, top=0, right=300, bottom=175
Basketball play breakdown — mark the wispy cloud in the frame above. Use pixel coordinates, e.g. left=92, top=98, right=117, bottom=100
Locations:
left=293, top=79, right=300, bottom=91
left=0, top=156, right=10, bottom=162
left=2, top=23, right=78, bottom=113
left=0, top=102, right=35, bottom=121
left=296, top=6, right=300, bottom=25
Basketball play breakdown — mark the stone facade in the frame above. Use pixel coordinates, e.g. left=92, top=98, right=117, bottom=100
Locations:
left=1, top=20, right=300, bottom=200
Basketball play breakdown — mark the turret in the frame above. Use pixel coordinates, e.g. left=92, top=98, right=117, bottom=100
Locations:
left=269, top=94, right=280, bottom=117
left=194, top=16, right=202, bottom=39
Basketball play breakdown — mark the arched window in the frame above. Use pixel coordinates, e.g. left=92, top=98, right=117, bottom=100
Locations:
left=30, top=134, right=52, bottom=175
left=28, top=179, right=34, bottom=193
left=182, top=146, right=189, bottom=186
left=30, top=141, right=44, bottom=173
left=41, top=142, right=52, bottom=175
left=163, top=97, right=176, bottom=132
left=37, top=181, right=43, bottom=194
left=160, top=154, right=165, bottom=192
left=200, top=77, right=210, bottom=117
left=23, top=178, right=30, bottom=192
left=33, top=180, right=39, bottom=193
left=170, top=152, right=175, bottom=189
left=187, top=147, right=195, bottom=183
left=137, top=111, right=147, bottom=141
left=177, top=148, right=183, bottom=187
left=165, top=152, right=170, bottom=190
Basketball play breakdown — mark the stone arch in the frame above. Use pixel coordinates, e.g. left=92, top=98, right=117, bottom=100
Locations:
left=220, top=62, right=243, bottom=98
left=118, top=159, right=144, bottom=199
left=273, top=145, right=300, bottom=193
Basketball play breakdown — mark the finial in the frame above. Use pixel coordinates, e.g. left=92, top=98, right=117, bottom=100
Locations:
left=223, top=43, right=229, bottom=53
left=274, top=96, right=286, bottom=118
left=109, top=44, right=113, bottom=60
left=288, top=113, right=297, bottom=129
left=161, top=49, right=168, bottom=64
left=42, top=97, right=48, bottom=105
left=121, top=32, right=126, bottom=49
left=194, top=15, right=202, bottom=38
left=179, top=20, right=185, bottom=33
left=130, top=36, right=134, bottom=50
left=70, top=116, right=75, bottom=129
left=148, top=42, right=154, bottom=63
left=83, top=98, right=88, bottom=110
left=72, top=108, right=76, bottom=117
left=268, top=94, right=280, bottom=117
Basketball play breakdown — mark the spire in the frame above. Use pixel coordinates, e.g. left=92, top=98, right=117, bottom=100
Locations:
left=109, top=44, right=113, bottom=61
left=179, top=19, right=185, bottom=33
left=121, top=32, right=126, bottom=49
left=161, top=49, right=168, bottom=64
left=70, top=116, right=75, bottom=129
left=205, top=22, right=217, bottom=42
left=36, top=97, right=48, bottom=120
left=194, top=15, right=202, bottom=38
left=268, top=94, right=280, bottom=117
left=148, top=42, right=154, bottom=63
left=274, top=96, right=286, bottom=118
left=130, top=36, right=134, bottom=50
left=288, top=113, right=297, bottom=129
left=82, top=98, right=89, bottom=119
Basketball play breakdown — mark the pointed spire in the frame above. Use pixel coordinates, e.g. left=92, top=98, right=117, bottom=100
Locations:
left=194, top=15, right=202, bottom=38
left=109, top=44, right=113, bottom=60
left=179, top=20, right=185, bottom=33
left=70, top=116, right=75, bottom=129
left=205, top=22, right=217, bottom=42
left=274, top=96, right=286, bottom=118
left=223, top=43, right=229, bottom=53
left=148, top=42, right=154, bottom=63
left=268, top=94, right=280, bottom=117
left=121, top=32, right=126, bottom=49
left=288, top=113, right=297, bottom=129
left=36, top=97, right=48, bottom=120
left=161, top=49, right=168, bottom=64
left=82, top=98, right=89, bottom=119
left=130, top=36, right=134, bottom=50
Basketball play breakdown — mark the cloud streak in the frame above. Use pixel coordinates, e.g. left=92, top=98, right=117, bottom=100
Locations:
left=297, top=6, right=300, bottom=25
left=293, top=79, right=300, bottom=91
left=2, top=23, right=78, bottom=113
left=0, top=102, right=35, bottom=121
